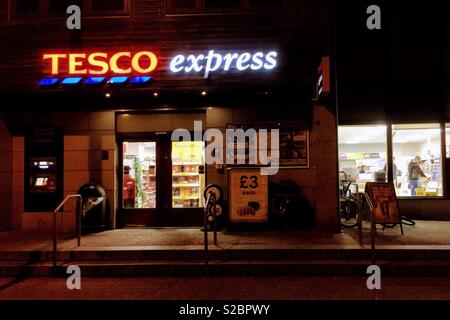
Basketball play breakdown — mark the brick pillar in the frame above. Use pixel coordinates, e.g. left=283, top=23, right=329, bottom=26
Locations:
left=0, top=117, right=12, bottom=231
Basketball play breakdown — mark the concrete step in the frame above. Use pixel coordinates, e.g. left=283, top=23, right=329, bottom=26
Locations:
left=2, top=259, right=450, bottom=277
left=2, top=246, right=450, bottom=262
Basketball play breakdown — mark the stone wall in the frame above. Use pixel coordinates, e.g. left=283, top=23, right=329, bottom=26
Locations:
left=10, top=112, right=116, bottom=234
left=206, top=105, right=339, bottom=233
left=5, top=107, right=339, bottom=233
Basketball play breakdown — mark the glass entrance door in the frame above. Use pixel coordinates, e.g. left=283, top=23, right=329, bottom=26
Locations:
left=119, top=139, right=162, bottom=227
left=122, top=141, right=157, bottom=209
left=119, top=137, right=206, bottom=227
left=171, top=141, right=206, bottom=209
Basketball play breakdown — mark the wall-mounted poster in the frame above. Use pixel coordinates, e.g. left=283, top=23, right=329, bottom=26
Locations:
left=225, top=122, right=309, bottom=169
left=364, top=182, right=401, bottom=224
left=279, top=128, right=309, bottom=167
left=228, top=169, right=269, bottom=223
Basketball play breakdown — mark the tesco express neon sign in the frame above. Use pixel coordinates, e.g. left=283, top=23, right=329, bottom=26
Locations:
left=41, top=49, right=278, bottom=84
left=170, top=50, right=278, bottom=78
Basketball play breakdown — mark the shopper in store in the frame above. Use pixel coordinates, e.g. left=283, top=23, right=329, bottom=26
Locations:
left=123, top=165, right=136, bottom=208
left=408, top=156, right=428, bottom=196
left=358, top=165, right=366, bottom=174
left=383, top=157, right=402, bottom=187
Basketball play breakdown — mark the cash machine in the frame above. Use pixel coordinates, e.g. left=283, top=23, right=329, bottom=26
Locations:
left=25, top=127, right=63, bottom=212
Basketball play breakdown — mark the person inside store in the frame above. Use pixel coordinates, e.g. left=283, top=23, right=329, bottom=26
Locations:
left=383, top=157, right=402, bottom=187
left=356, top=165, right=367, bottom=180
left=408, top=156, right=428, bottom=196
left=358, top=165, right=366, bottom=174
left=123, top=165, right=136, bottom=208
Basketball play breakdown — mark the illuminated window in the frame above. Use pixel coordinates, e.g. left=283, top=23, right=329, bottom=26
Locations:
left=392, top=124, right=443, bottom=197
left=338, top=125, right=388, bottom=192
left=171, top=141, right=205, bottom=209
left=122, top=141, right=157, bottom=209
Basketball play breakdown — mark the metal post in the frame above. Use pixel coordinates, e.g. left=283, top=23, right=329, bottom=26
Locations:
left=364, top=192, right=376, bottom=264
left=53, top=209, right=57, bottom=273
left=77, top=197, right=82, bottom=247
left=357, top=192, right=363, bottom=245
left=204, top=193, right=211, bottom=268
left=371, top=214, right=376, bottom=265
left=213, top=203, right=218, bottom=246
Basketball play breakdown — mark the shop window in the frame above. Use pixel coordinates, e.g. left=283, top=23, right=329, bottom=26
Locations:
left=122, top=142, right=157, bottom=209
left=446, top=124, right=450, bottom=158
left=338, top=125, right=388, bottom=192
left=11, top=0, right=130, bottom=19
left=392, top=124, right=443, bottom=197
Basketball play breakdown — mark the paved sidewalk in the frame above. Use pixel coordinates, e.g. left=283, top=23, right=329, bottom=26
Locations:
left=0, top=220, right=448, bottom=252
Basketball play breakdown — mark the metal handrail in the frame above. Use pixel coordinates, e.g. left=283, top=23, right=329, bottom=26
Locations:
left=203, top=192, right=212, bottom=267
left=203, top=191, right=220, bottom=267
left=53, top=194, right=83, bottom=271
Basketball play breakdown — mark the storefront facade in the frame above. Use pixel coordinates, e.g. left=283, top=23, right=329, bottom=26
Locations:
left=2, top=1, right=446, bottom=235
left=0, top=0, right=339, bottom=233
left=336, top=1, right=450, bottom=219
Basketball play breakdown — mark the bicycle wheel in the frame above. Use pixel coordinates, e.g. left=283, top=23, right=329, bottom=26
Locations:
left=340, top=198, right=359, bottom=228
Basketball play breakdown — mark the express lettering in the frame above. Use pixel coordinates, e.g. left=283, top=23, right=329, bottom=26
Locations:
left=170, top=50, right=278, bottom=78
left=43, top=51, right=158, bottom=75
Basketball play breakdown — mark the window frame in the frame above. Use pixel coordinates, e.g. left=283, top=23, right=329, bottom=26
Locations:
left=338, top=124, right=389, bottom=191
left=446, top=123, right=450, bottom=159
left=10, top=0, right=44, bottom=19
left=338, top=121, right=448, bottom=199
left=391, top=123, right=445, bottom=199
left=9, top=0, right=131, bottom=20
left=165, top=0, right=291, bottom=15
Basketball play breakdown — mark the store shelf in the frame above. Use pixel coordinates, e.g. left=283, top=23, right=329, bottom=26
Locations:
left=172, top=162, right=202, bottom=165
left=172, top=196, right=199, bottom=200
left=172, top=184, right=200, bottom=187
left=172, top=172, right=199, bottom=177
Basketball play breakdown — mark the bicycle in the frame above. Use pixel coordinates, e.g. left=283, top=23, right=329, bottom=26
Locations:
left=339, top=171, right=360, bottom=228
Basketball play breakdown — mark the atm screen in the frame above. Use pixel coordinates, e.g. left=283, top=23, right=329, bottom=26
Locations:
left=35, top=177, right=48, bottom=186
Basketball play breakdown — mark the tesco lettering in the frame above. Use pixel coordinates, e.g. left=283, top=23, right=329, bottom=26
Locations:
left=42, top=49, right=278, bottom=78
left=43, top=51, right=158, bottom=75
left=170, top=50, right=278, bottom=78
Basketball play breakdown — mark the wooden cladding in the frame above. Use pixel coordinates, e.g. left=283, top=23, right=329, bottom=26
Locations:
left=0, top=0, right=326, bottom=94
left=166, top=0, right=290, bottom=15
left=10, top=0, right=130, bottom=19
